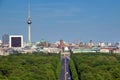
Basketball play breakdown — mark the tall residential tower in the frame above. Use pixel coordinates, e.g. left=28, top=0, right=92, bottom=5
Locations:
left=27, top=0, right=32, bottom=44
left=2, top=34, right=9, bottom=46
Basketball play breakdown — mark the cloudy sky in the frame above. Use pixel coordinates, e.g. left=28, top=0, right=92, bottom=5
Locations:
left=0, top=0, right=120, bottom=43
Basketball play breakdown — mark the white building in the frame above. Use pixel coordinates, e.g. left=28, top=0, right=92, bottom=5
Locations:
left=98, top=42, right=105, bottom=47
left=0, top=40, right=2, bottom=46
left=42, top=47, right=60, bottom=54
left=0, top=48, right=9, bottom=56
left=88, top=42, right=94, bottom=47
left=9, top=35, right=23, bottom=48
left=107, top=42, right=112, bottom=46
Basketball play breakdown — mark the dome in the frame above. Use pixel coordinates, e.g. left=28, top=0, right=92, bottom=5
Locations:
left=40, top=39, right=46, bottom=43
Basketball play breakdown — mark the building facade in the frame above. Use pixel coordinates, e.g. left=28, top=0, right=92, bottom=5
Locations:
left=2, top=34, right=9, bottom=46
left=9, top=35, right=23, bottom=48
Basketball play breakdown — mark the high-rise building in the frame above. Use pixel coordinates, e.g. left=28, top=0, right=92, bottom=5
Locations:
left=9, top=35, right=23, bottom=48
left=2, top=34, right=9, bottom=46
left=27, top=0, right=32, bottom=44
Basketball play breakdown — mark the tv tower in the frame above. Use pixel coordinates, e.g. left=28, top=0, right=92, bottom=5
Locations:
left=27, top=0, right=32, bottom=44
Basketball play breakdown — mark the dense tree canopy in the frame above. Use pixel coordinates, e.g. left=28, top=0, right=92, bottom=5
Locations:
left=71, top=53, right=120, bottom=80
left=0, top=53, right=61, bottom=80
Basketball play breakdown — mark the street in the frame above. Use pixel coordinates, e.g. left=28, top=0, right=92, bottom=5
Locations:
left=60, top=52, right=72, bottom=80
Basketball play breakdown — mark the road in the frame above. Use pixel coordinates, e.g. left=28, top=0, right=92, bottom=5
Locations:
left=60, top=52, right=72, bottom=80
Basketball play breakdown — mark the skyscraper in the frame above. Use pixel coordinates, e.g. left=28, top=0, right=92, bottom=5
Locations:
left=2, top=34, right=9, bottom=46
left=9, top=35, right=23, bottom=48
left=27, top=0, right=32, bottom=44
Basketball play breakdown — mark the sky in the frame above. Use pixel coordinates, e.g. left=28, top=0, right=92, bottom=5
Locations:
left=0, top=0, right=120, bottom=43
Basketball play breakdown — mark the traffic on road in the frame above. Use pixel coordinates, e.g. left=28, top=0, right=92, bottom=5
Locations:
left=60, top=52, right=72, bottom=80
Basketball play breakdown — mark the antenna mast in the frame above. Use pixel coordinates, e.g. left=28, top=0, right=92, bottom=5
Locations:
left=28, top=0, right=30, bottom=17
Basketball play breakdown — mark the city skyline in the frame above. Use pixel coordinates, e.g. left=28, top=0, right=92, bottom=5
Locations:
left=0, top=0, right=120, bottom=43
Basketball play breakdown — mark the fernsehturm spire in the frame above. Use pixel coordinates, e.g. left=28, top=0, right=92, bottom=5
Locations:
left=27, top=0, right=32, bottom=44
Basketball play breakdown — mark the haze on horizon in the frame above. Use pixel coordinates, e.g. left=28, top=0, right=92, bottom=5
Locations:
left=0, top=0, right=120, bottom=43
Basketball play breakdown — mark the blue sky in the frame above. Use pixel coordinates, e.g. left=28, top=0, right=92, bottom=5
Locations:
left=0, top=0, right=120, bottom=43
